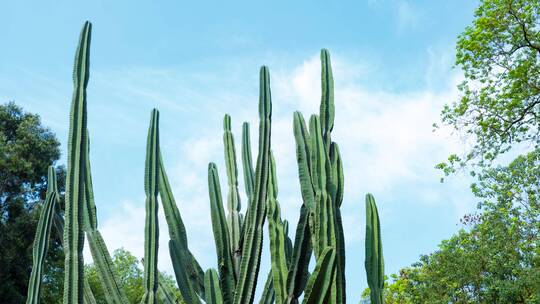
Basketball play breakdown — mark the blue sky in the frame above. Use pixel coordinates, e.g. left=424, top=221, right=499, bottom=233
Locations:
left=2, top=0, right=480, bottom=302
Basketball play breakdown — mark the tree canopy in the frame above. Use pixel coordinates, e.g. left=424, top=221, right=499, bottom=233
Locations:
left=438, top=0, right=540, bottom=175
left=0, top=102, right=64, bottom=303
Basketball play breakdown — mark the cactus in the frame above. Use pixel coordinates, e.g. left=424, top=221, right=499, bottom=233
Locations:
left=84, top=136, right=129, bottom=304
left=204, top=269, right=224, bottom=304
left=141, top=109, right=161, bottom=304
left=365, top=194, right=384, bottom=304
left=301, top=247, right=336, bottom=304
left=27, top=21, right=386, bottom=303
left=160, top=152, right=204, bottom=302
left=233, top=66, right=273, bottom=304
left=26, top=167, right=59, bottom=304
left=208, top=163, right=236, bottom=303
left=291, top=49, right=346, bottom=304
left=223, top=114, right=243, bottom=277
left=63, top=20, right=92, bottom=303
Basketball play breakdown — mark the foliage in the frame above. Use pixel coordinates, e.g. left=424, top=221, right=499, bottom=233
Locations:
left=437, top=0, right=540, bottom=176
left=362, top=205, right=540, bottom=303
left=0, top=102, right=64, bottom=303
left=86, top=248, right=180, bottom=304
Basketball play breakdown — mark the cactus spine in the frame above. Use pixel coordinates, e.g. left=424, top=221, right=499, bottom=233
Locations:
left=365, top=194, right=384, bottom=304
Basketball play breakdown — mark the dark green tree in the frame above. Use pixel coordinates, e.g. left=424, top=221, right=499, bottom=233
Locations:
left=0, top=102, right=64, bottom=303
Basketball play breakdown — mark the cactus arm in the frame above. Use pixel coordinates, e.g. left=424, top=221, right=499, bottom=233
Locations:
left=266, top=153, right=288, bottom=304
left=329, top=143, right=346, bottom=304
left=319, top=49, right=334, bottom=151
left=223, top=115, right=242, bottom=277
left=233, top=66, right=272, bottom=304
left=204, top=268, right=224, bottom=304
left=26, top=166, right=59, bottom=304
left=169, top=240, right=200, bottom=303
left=258, top=273, right=274, bottom=304
left=208, top=163, right=236, bottom=304
left=284, top=203, right=312, bottom=303
left=365, top=194, right=384, bottom=304
left=292, top=112, right=314, bottom=210
left=282, top=220, right=293, bottom=264
left=80, top=134, right=129, bottom=304
left=301, top=247, right=336, bottom=304
left=158, top=285, right=175, bottom=304
left=141, top=109, right=160, bottom=304
left=82, top=133, right=98, bottom=232
left=83, top=277, right=97, bottom=304
left=241, top=122, right=255, bottom=202
left=159, top=153, right=205, bottom=299
left=64, top=21, right=91, bottom=304
left=86, top=230, right=129, bottom=303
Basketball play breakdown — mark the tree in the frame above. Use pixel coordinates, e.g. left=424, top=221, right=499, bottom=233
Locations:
left=438, top=0, right=540, bottom=177
left=362, top=206, right=540, bottom=303
left=0, top=102, right=64, bottom=303
left=85, top=248, right=181, bottom=303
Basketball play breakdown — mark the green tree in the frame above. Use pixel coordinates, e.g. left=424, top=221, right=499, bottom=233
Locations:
left=0, top=102, right=64, bottom=303
left=86, top=248, right=181, bottom=303
left=438, top=0, right=540, bottom=177
left=362, top=207, right=540, bottom=303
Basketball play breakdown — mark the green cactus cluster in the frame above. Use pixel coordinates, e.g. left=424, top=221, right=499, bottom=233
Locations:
left=26, top=21, right=385, bottom=304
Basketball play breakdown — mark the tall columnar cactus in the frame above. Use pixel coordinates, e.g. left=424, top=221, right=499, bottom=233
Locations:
left=28, top=24, right=386, bottom=303
left=365, top=194, right=384, bottom=304
left=232, top=66, right=273, bottom=304
left=223, top=114, right=243, bottom=277
left=208, top=162, right=236, bottom=303
left=292, top=49, right=346, bottom=304
left=64, top=20, right=91, bottom=304
left=26, top=166, right=59, bottom=304
left=141, top=109, right=161, bottom=304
